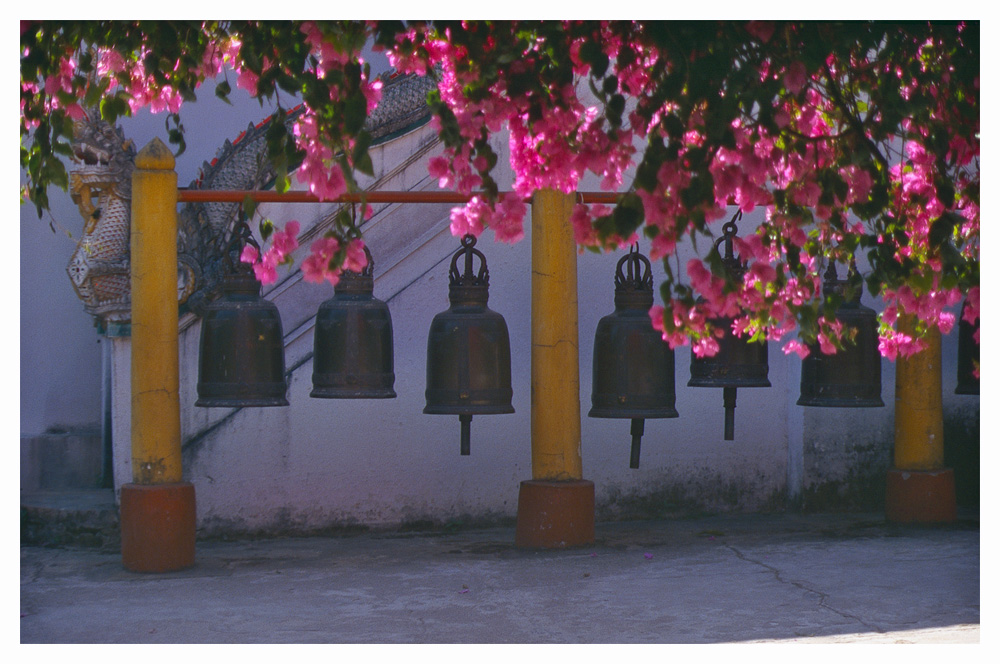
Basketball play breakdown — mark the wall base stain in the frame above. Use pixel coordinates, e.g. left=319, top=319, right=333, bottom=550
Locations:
left=596, top=475, right=787, bottom=522
left=944, top=404, right=979, bottom=507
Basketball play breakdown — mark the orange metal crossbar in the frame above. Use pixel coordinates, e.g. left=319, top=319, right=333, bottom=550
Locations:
left=176, top=189, right=622, bottom=205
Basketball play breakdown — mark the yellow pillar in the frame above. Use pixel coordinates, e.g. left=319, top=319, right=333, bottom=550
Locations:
left=530, top=189, right=583, bottom=480
left=120, top=138, right=196, bottom=571
left=130, top=138, right=182, bottom=484
left=515, top=189, right=594, bottom=548
left=886, top=315, right=956, bottom=522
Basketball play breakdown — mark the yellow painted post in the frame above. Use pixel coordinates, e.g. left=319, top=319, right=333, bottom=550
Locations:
left=886, top=315, right=956, bottom=522
left=515, top=189, right=594, bottom=548
left=530, top=189, right=583, bottom=480
left=130, top=138, right=182, bottom=485
left=120, top=138, right=196, bottom=571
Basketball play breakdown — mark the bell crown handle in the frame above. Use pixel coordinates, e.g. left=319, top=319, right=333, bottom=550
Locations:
left=614, top=244, right=653, bottom=293
left=713, top=210, right=747, bottom=277
left=449, top=234, right=490, bottom=289
left=335, top=244, right=376, bottom=294
left=222, top=220, right=261, bottom=276
left=822, top=258, right=864, bottom=304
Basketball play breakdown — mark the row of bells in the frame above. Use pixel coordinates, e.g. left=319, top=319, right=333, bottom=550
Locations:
left=196, top=233, right=979, bottom=467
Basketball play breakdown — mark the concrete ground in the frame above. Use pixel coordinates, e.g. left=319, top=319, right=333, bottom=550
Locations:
left=20, top=510, right=979, bottom=644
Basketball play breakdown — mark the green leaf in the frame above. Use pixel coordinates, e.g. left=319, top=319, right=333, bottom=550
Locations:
left=243, top=196, right=258, bottom=222
left=355, top=151, right=374, bottom=177
left=275, top=170, right=291, bottom=194
left=258, top=218, right=274, bottom=241
left=83, top=78, right=109, bottom=108
left=343, top=93, right=367, bottom=134
left=579, top=40, right=608, bottom=78
left=215, top=80, right=232, bottom=103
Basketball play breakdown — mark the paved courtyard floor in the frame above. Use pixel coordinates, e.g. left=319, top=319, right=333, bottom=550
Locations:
left=20, top=511, right=980, bottom=645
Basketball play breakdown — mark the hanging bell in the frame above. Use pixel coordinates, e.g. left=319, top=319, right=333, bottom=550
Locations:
left=798, top=262, right=883, bottom=407
left=687, top=213, right=770, bottom=440
left=956, top=298, right=979, bottom=395
left=311, top=246, right=396, bottom=399
left=424, top=234, right=514, bottom=455
left=196, top=223, right=288, bottom=408
left=589, top=245, right=678, bottom=469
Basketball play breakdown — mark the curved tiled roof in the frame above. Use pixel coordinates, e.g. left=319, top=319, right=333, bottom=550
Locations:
left=195, top=70, right=435, bottom=187
left=366, top=71, right=437, bottom=145
left=179, top=70, right=437, bottom=317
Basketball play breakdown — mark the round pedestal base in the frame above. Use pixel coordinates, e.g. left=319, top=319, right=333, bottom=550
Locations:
left=515, top=479, right=595, bottom=549
left=885, top=468, right=957, bottom=523
left=121, top=482, right=196, bottom=572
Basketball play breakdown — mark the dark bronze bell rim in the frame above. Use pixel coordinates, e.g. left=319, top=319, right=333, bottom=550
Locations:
left=310, top=387, right=397, bottom=399
left=312, top=371, right=395, bottom=385
left=797, top=383, right=883, bottom=407
left=423, top=400, right=515, bottom=415
left=588, top=406, right=679, bottom=419
left=687, top=377, right=771, bottom=388
left=195, top=396, right=289, bottom=407
left=196, top=381, right=288, bottom=407
left=796, top=395, right=885, bottom=407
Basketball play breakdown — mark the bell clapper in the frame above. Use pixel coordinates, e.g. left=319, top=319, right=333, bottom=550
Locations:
left=723, top=387, right=737, bottom=441
left=629, top=418, right=644, bottom=469
left=459, top=414, right=472, bottom=456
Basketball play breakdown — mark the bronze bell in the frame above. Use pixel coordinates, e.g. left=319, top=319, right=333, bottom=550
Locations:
left=424, top=234, right=514, bottom=455
left=311, top=246, right=396, bottom=399
left=798, top=262, right=883, bottom=408
left=956, top=298, right=979, bottom=395
left=590, top=245, right=678, bottom=468
left=196, top=224, right=288, bottom=407
left=687, top=213, right=770, bottom=440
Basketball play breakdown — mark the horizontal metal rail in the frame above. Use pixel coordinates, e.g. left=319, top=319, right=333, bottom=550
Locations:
left=176, top=189, right=622, bottom=205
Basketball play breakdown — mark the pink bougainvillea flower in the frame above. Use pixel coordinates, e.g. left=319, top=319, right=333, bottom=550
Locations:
left=239, top=221, right=302, bottom=285
left=782, top=339, right=810, bottom=359
left=783, top=61, right=808, bottom=94
left=343, top=238, right=368, bottom=273
left=818, top=332, right=837, bottom=355
left=302, top=236, right=343, bottom=286
left=692, top=336, right=721, bottom=358
left=240, top=245, right=259, bottom=265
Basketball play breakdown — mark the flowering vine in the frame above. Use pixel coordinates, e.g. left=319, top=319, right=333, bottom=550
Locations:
left=20, top=20, right=979, bottom=362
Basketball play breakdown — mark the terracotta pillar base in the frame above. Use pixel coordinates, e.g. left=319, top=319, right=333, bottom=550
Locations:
left=515, top=479, right=595, bottom=549
left=885, top=468, right=957, bottom=523
left=120, top=482, right=196, bottom=572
